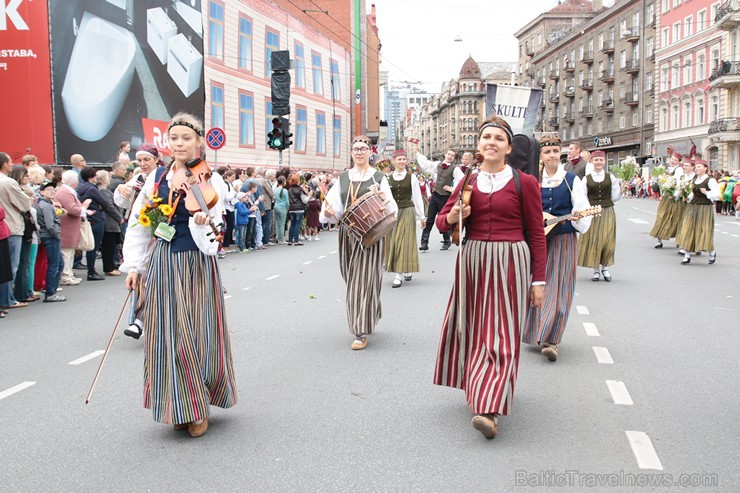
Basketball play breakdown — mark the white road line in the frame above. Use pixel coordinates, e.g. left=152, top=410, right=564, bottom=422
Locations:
left=627, top=218, right=649, bottom=224
left=265, top=275, right=280, bottom=281
left=224, top=295, right=233, bottom=300
left=302, top=261, right=313, bottom=265
left=606, top=380, right=634, bottom=405
left=721, top=231, right=729, bottom=235
left=241, top=287, right=251, bottom=291
left=317, top=255, right=327, bottom=259
left=329, top=250, right=338, bottom=254
left=68, top=350, right=105, bottom=366
left=0, top=381, right=36, bottom=401
left=583, top=322, right=600, bottom=336
left=625, top=431, right=664, bottom=470
left=576, top=305, right=590, bottom=315
left=592, top=346, right=614, bottom=364
left=731, top=234, right=739, bottom=238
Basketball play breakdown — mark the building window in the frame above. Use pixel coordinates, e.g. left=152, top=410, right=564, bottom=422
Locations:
left=673, top=23, right=680, bottom=43
left=697, top=54, right=706, bottom=80
left=671, top=105, right=679, bottom=128
left=312, top=52, right=323, bottom=96
left=711, top=96, right=718, bottom=121
left=672, top=65, right=680, bottom=88
left=647, top=37, right=654, bottom=57
left=632, top=111, right=639, bottom=127
left=211, top=83, right=224, bottom=129
left=661, top=107, right=667, bottom=131
left=684, top=60, right=692, bottom=85
left=238, top=92, right=254, bottom=146
left=620, top=51, right=627, bottom=68
left=711, top=5, right=718, bottom=26
left=673, top=0, right=681, bottom=7
left=646, top=138, right=653, bottom=156
left=646, top=107, right=652, bottom=124
left=238, top=16, right=253, bottom=71
left=294, top=42, right=305, bottom=89
left=620, top=114, right=626, bottom=129
left=331, top=60, right=340, bottom=100
left=698, top=10, right=706, bottom=31
left=316, top=111, right=326, bottom=155
left=697, top=99, right=705, bottom=125
left=647, top=72, right=653, bottom=90
left=333, top=116, right=341, bottom=157
left=296, top=106, right=307, bottom=153
left=265, top=29, right=280, bottom=78
left=661, top=28, right=669, bottom=48
left=208, top=1, right=224, bottom=59
left=633, top=12, right=640, bottom=29
left=685, top=16, right=692, bottom=37
left=647, top=3, right=654, bottom=24
left=662, top=0, right=669, bottom=14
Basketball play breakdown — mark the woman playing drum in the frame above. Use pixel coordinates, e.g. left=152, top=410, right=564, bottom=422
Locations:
left=321, top=135, right=398, bottom=350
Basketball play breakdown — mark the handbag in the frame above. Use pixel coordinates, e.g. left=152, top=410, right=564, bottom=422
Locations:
left=77, top=218, right=95, bottom=251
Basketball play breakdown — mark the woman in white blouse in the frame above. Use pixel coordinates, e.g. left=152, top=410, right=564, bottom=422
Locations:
left=675, top=159, right=720, bottom=264
left=577, top=150, right=621, bottom=282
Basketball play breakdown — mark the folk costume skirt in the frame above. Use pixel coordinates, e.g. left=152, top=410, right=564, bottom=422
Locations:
left=384, top=206, right=420, bottom=274
left=339, top=225, right=384, bottom=337
left=650, top=195, right=683, bottom=240
left=522, top=232, right=577, bottom=346
left=676, top=203, right=715, bottom=252
left=142, top=241, right=238, bottom=424
left=578, top=205, right=616, bottom=269
left=433, top=240, right=531, bottom=416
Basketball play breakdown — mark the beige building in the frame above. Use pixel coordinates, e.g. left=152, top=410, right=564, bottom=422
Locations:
left=516, top=0, right=656, bottom=167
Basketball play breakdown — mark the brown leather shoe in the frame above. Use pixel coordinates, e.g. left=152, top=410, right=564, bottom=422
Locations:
left=174, top=423, right=189, bottom=431
left=351, top=337, right=368, bottom=350
left=187, top=418, right=208, bottom=437
left=471, top=414, right=498, bottom=439
left=541, top=344, right=558, bottom=361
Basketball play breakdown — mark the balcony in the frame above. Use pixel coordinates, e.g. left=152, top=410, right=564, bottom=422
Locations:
left=580, top=106, right=595, bottom=118
left=715, top=0, right=740, bottom=31
left=563, top=112, right=575, bottom=124
left=709, top=60, right=740, bottom=89
left=622, top=92, right=639, bottom=106
left=600, top=40, right=615, bottom=54
left=648, top=50, right=655, bottom=62
left=536, top=77, right=547, bottom=88
left=548, top=117, right=560, bottom=129
left=623, top=59, right=640, bottom=74
left=525, top=67, right=534, bottom=77
left=621, top=28, right=639, bottom=43
left=580, top=79, right=594, bottom=91
left=581, top=51, right=594, bottom=64
left=564, top=86, right=576, bottom=98
left=539, top=98, right=546, bottom=108
left=599, top=98, right=614, bottom=112
left=549, top=92, right=560, bottom=103
left=599, top=69, right=615, bottom=84
left=526, top=45, right=534, bottom=56
left=709, top=117, right=740, bottom=141
left=564, top=62, right=576, bottom=73
left=550, top=70, right=561, bottom=80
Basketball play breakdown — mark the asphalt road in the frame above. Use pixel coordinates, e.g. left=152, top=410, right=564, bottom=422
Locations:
left=1, top=199, right=738, bottom=492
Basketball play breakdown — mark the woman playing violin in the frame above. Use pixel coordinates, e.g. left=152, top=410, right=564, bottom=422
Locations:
left=120, top=113, right=237, bottom=438
left=522, top=134, right=592, bottom=362
left=433, top=116, right=546, bottom=440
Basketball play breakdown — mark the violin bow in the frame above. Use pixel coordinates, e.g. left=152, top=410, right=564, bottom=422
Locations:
left=456, top=154, right=483, bottom=335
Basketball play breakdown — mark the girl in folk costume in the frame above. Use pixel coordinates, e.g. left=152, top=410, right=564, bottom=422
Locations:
left=650, top=151, right=684, bottom=248
left=121, top=113, right=237, bottom=437
left=384, top=149, right=426, bottom=288
left=321, top=135, right=398, bottom=350
left=577, top=150, right=621, bottom=282
left=433, top=117, right=546, bottom=439
left=522, top=134, right=592, bottom=362
left=675, top=159, right=720, bottom=265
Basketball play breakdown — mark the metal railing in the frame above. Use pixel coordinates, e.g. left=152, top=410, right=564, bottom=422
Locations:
left=716, top=0, right=740, bottom=23
left=709, top=60, right=740, bottom=81
left=709, top=117, right=740, bottom=134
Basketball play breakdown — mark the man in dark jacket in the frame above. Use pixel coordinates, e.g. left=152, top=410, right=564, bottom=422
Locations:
left=564, top=141, right=587, bottom=179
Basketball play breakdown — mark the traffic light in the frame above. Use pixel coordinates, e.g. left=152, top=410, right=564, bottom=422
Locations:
left=267, top=117, right=283, bottom=149
left=279, top=117, right=293, bottom=150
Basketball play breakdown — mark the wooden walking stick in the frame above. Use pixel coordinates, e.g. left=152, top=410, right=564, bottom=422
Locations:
left=85, top=289, right=133, bottom=404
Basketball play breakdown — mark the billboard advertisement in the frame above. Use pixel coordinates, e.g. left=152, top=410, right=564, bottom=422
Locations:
left=0, top=0, right=55, bottom=164
left=49, top=0, right=205, bottom=165
left=485, top=84, right=543, bottom=136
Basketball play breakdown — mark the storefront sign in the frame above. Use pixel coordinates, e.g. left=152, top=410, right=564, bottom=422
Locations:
left=594, top=136, right=613, bottom=147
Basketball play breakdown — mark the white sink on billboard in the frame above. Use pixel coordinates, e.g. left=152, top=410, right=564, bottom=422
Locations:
left=167, top=34, right=202, bottom=97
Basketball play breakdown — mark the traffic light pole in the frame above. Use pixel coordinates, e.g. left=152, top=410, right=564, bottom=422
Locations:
left=279, top=149, right=283, bottom=165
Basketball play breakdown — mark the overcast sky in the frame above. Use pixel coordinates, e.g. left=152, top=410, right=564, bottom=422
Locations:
left=370, top=0, right=613, bottom=93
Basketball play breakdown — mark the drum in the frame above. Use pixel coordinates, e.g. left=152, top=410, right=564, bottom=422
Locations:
left=342, top=192, right=397, bottom=247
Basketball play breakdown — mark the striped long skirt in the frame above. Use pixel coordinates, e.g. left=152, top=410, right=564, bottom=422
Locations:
left=142, top=241, right=238, bottom=424
left=522, top=233, right=577, bottom=346
left=338, top=226, right=384, bottom=336
left=676, top=203, right=715, bottom=252
left=650, top=195, right=683, bottom=240
left=578, top=205, right=616, bottom=269
left=384, top=206, right=420, bottom=274
left=433, top=240, right=531, bottom=416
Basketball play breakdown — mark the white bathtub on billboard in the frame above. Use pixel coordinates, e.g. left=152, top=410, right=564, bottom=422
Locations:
left=167, top=34, right=202, bottom=98
left=61, top=13, right=136, bottom=142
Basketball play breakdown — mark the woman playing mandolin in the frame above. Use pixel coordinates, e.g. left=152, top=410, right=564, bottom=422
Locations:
left=522, top=134, right=592, bottom=362
left=120, top=113, right=237, bottom=437
left=433, top=116, right=546, bottom=440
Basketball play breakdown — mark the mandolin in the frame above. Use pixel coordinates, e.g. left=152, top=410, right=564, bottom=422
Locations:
left=543, top=205, right=602, bottom=238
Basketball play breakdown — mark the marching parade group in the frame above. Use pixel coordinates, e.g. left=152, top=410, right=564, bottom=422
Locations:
left=2, top=112, right=736, bottom=440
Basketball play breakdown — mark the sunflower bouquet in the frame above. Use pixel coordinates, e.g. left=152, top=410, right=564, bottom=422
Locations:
left=134, top=195, right=173, bottom=236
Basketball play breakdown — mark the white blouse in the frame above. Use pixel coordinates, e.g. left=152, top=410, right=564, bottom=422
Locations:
left=541, top=165, right=592, bottom=234
left=391, top=170, right=426, bottom=221
left=416, top=152, right=465, bottom=186
left=586, top=169, right=621, bottom=203
left=688, top=175, right=721, bottom=202
left=320, top=168, right=398, bottom=222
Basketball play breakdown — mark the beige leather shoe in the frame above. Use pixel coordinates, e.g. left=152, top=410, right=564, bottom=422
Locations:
left=471, top=414, right=498, bottom=439
left=542, top=344, right=558, bottom=361
left=351, top=337, right=368, bottom=350
left=187, top=418, right=208, bottom=437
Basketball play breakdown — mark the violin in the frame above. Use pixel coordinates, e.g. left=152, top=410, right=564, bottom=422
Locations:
left=171, top=157, right=223, bottom=243
left=451, top=152, right=483, bottom=246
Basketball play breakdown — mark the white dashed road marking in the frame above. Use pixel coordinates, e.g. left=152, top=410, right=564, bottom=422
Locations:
left=627, top=218, right=649, bottom=224
left=330, top=250, right=338, bottom=254
left=303, top=261, right=313, bottom=265
left=224, top=295, right=233, bottom=300
left=68, top=350, right=105, bottom=366
left=0, top=382, right=36, bottom=401
left=265, top=275, right=280, bottom=281
left=592, top=346, right=614, bottom=364
left=241, top=287, right=251, bottom=291
left=576, top=305, right=590, bottom=315
left=625, top=431, right=664, bottom=470
left=606, top=380, right=634, bottom=405
left=318, top=255, right=327, bottom=259
left=583, top=322, right=600, bottom=336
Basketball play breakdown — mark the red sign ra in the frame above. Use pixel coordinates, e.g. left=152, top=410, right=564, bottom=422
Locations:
left=206, top=127, right=226, bottom=150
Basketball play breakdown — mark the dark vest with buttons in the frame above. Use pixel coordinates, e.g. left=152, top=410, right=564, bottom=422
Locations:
left=154, top=166, right=198, bottom=253
left=541, top=172, right=577, bottom=235
left=339, top=169, right=385, bottom=207
left=585, top=173, right=614, bottom=208
left=388, top=173, right=413, bottom=209
left=690, top=176, right=712, bottom=205
left=434, top=163, right=457, bottom=196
